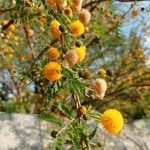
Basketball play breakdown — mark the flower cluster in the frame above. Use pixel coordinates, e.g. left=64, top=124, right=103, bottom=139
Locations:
left=43, top=0, right=125, bottom=137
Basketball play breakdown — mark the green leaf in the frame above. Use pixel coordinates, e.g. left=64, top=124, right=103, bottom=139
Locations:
left=81, top=132, right=89, bottom=148
left=58, top=103, right=72, bottom=119
left=67, top=131, right=81, bottom=150
left=39, top=113, right=63, bottom=126
left=55, top=135, right=63, bottom=150
left=89, top=127, right=97, bottom=141
left=64, top=79, right=85, bottom=98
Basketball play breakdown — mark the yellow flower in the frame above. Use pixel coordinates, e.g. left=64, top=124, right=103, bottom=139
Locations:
left=101, top=109, right=124, bottom=134
left=43, top=62, right=62, bottom=81
left=98, top=69, right=106, bottom=77
left=70, top=20, right=85, bottom=37
left=50, top=20, right=61, bottom=39
left=2, top=20, right=8, bottom=26
left=47, top=47, right=60, bottom=60
left=73, top=45, right=86, bottom=62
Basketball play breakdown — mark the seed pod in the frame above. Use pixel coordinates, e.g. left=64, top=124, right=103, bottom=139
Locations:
left=80, top=68, right=91, bottom=79
left=65, top=50, right=78, bottom=65
left=141, top=7, right=144, bottom=11
left=51, top=130, right=58, bottom=138
left=59, top=25, right=65, bottom=32
left=75, top=41, right=81, bottom=47
left=106, top=69, right=114, bottom=77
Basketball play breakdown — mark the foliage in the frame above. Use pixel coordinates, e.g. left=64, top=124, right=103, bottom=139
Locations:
left=0, top=0, right=150, bottom=149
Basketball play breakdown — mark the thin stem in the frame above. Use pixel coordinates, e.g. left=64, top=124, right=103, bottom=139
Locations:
left=57, top=119, right=75, bottom=135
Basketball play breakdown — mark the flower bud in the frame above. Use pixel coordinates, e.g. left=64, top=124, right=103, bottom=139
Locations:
left=106, top=69, right=114, bottom=77
left=77, top=106, right=87, bottom=117
left=75, top=41, right=81, bottom=47
left=51, top=130, right=58, bottom=138
left=98, top=69, right=106, bottom=77
left=80, top=68, right=91, bottom=79
left=64, top=7, right=73, bottom=16
left=59, top=25, right=65, bottom=32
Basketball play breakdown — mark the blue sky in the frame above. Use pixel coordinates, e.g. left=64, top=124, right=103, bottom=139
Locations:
left=114, top=1, right=150, bottom=65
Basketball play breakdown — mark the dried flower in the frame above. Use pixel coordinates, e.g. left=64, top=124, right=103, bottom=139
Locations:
left=65, top=50, right=78, bottom=65
left=131, top=7, right=138, bottom=17
left=92, top=78, right=107, bottom=99
left=78, top=9, right=91, bottom=24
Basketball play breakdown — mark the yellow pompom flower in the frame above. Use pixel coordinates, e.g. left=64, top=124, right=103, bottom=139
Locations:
left=101, top=109, right=124, bottom=134
left=73, top=45, right=86, bottom=62
left=43, top=62, right=62, bottom=81
left=47, top=47, right=60, bottom=60
left=70, top=20, right=85, bottom=37
left=98, top=69, right=106, bottom=77
left=50, top=20, right=61, bottom=39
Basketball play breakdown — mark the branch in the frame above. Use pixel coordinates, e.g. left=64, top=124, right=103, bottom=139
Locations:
left=0, top=7, right=15, bottom=13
